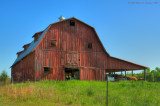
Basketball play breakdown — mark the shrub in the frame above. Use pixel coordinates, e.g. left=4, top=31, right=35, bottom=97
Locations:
left=0, top=70, right=8, bottom=83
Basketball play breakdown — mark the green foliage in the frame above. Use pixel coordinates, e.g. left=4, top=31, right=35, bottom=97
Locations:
left=0, top=80, right=160, bottom=106
left=127, top=67, right=160, bottom=82
left=0, top=70, right=8, bottom=83
left=86, top=86, right=94, bottom=96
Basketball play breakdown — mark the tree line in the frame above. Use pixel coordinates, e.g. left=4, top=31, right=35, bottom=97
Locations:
left=127, top=67, right=160, bottom=82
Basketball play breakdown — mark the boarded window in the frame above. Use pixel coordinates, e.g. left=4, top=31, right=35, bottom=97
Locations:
left=50, top=40, right=57, bottom=47
left=44, top=67, right=50, bottom=74
left=88, top=43, right=92, bottom=49
left=70, top=20, right=75, bottom=26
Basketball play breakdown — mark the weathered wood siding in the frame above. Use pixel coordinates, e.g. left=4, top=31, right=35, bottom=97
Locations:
left=11, top=52, right=35, bottom=82
left=34, top=19, right=108, bottom=81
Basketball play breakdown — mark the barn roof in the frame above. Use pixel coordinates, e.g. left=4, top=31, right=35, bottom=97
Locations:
left=49, top=17, right=110, bottom=56
left=110, top=56, right=149, bottom=70
left=11, top=17, right=148, bottom=70
left=32, top=31, right=44, bottom=38
left=16, top=50, right=24, bottom=55
left=11, top=26, right=49, bottom=67
left=12, top=17, right=110, bottom=67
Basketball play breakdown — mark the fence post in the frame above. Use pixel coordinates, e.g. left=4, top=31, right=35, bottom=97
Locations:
left=106, top=76, right=108, bottom=106
left=125, top=70, right=127, bottom=80
left=144, top=69, right=146, bottom=81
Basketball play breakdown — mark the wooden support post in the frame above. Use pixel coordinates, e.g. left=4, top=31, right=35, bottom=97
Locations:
left=114, top=72, right=115, bottom=80
left=121, top=71, right=122, bottom=79
left=125, top=70, right=127, bottom=80
left=132, top=70, right=133, bottom=76
left=104, top=70, right=105, bottom=81
left=144, top=69, right=146, bottom=81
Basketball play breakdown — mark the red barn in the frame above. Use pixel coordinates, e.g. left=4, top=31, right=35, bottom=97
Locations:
left=11, top=17, right=148, bottom=82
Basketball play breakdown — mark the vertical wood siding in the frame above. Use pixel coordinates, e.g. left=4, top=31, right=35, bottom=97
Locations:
left=11, top=52, right=35, bottom=82
left=34, top=19, right=108, bottom=81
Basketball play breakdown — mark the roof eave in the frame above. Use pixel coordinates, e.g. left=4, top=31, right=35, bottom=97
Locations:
left=110, top=56, right=149, bottom=69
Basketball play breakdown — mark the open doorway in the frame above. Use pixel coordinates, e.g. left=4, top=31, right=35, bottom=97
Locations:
left=65, top=68, right=80, bottom=80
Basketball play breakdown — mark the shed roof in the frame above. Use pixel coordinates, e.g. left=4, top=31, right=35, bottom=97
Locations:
left=109, top=56, right=149, bottom=70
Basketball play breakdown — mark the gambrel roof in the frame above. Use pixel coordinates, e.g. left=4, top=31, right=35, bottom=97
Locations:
left=12, top=17, right=109, bottom=67
left=11, top=17, right=148, bottom=69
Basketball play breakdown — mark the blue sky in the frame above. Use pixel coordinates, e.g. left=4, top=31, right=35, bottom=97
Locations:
left=0, top=0, right=160, bottom=77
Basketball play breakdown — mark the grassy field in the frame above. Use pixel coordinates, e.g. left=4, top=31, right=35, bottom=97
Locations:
left=0, top=80, right=160, bottom=106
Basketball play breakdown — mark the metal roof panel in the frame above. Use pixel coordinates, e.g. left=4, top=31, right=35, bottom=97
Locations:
left=11, top=26, right=49, bottom=67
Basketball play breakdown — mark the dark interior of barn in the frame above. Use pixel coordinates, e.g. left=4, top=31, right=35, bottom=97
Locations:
left=65, top=68, right=80, bottom=80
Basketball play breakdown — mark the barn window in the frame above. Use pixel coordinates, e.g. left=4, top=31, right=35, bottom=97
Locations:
left=88, top=43, right=92, bottom=49
left=50, top=40, right=57, bottom=47
left=44, top=67, right=50, bottom=74
left=70, top=20, right=75, bottom=26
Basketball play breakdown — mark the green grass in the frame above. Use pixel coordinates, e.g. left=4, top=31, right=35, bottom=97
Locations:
left=0, top=80, right=160, bottom=106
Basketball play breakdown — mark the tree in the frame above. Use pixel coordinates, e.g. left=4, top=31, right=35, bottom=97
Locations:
left=0, top=70, right=8, bottom=83
left=156, top=67, right=160, bottom=72
left=151, top=73, right=154, bottom=82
